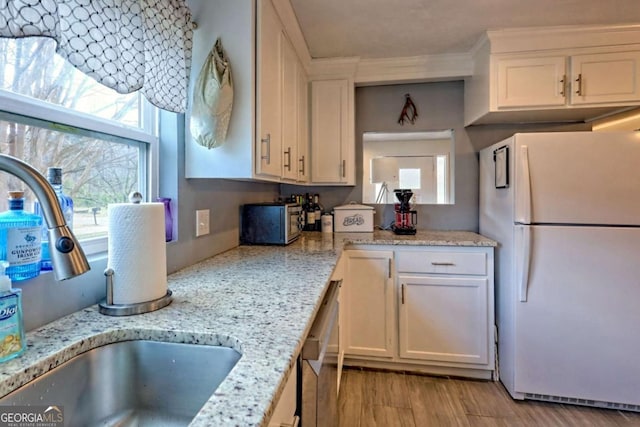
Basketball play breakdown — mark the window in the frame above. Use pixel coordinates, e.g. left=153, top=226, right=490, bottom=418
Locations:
left=436, top=155, right=448, bottom=204
left=368, top=156, right=437, bottom=204
left=0, top=38, right=158, bottom=253
left=398, top=168, right=421, bottom=189
left=362, top=130, right=455, bottom=205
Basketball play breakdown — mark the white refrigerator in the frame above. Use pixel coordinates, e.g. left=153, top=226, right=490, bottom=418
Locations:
left=479, top=131, right=640, bottom=410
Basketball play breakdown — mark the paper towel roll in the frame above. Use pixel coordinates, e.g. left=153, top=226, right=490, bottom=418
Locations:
left=107, top=202, right=167, bottom=305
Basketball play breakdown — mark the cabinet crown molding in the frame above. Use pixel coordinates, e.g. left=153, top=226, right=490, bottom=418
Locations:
left=306, top=24, right=640, bottom=86
left=309, top=53, right=473, bottom=85
left=355, top=53, right=473, bottom=86
left=309, top=57, right=360, bottom=80
left=474, top=23, right=640, bottom=55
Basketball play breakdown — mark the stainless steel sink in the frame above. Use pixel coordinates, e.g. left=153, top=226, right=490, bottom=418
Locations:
left=0, top=340, right=241, bottom=427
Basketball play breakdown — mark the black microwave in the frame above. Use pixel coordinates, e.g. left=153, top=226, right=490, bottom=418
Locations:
left=241, top=203, right=302, bottom=245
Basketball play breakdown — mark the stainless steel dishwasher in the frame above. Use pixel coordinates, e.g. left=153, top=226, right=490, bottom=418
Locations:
left=300, top=279, right=341, bottom=427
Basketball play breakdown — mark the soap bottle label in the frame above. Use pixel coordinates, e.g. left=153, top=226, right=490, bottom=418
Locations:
left=0, top=294, right=24, bottom=360
left=6, top=226, right=41, bottom=265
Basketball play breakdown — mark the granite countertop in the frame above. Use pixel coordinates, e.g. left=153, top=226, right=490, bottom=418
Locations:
left=0, top=230, right=495, bottom=426
left=339, top=229, right=498, bottom=247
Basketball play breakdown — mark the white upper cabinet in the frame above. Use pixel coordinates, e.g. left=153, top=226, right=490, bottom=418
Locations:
left=465, top=26, right=640, bottom=125
left=185, top=0, right=309, bottom=181
left=570, top=51, right=640, bottom=105
left=496, top=52, right=640, bottom=110
left=496, top=56, right=567, bottom=108
left=255, top=0, right=283, bottom=178
left=296, top=65, right=309, bottom=183
left=280, top=32, right=309, bottom=183
left=279, top=32, right=298, bottom=181
left=310, top=79, right=355, bottom=185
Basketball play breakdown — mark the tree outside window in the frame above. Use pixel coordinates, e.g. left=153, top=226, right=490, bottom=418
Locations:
left=0, top=37, right=152, bottom=240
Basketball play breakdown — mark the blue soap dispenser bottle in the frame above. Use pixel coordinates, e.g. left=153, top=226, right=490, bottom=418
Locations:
left=0, top=260, right=25, bottom=362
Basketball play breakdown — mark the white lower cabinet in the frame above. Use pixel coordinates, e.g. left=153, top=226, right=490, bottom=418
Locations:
left=342, top=246, right=495, bottom=378
left=398, top=275, right=489, bottom=365
left=343, top=250, right=394, bottom=358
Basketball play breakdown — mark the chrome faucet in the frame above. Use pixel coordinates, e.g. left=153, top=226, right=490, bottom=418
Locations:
left=0, top=154, right=90, bottom=280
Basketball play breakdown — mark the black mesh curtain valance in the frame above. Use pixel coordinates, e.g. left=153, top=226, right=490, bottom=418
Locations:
left=0, top=0, right=193, bottom=113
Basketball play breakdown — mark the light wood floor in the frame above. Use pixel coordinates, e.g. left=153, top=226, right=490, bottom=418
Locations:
left=338, top=368, right=640, bottom=427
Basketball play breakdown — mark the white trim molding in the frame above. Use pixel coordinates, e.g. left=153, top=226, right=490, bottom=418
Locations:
left=355, top=53, right=473, bottom=86
left=272, top=0, right=312, bottom=73
left=308, top=53, right=473, bottom=86
left=309, top=57, right=359, bottom=80
left=480, top=24, right=640, bottom=55
left=290, top=21, right=640, bottom=88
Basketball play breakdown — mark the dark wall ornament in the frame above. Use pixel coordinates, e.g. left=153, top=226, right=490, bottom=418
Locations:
left=398, top=93, right=418, bottom=125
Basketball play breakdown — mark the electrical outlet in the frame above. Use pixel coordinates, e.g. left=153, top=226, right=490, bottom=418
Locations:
left=195, top=209, right=210, bottom=237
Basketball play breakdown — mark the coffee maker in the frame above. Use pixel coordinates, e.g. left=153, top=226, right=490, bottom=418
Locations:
left=392, top=189, right=417, bottom=235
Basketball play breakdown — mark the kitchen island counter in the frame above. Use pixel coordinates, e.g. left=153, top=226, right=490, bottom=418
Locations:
left=0, top=230, right=495, bottom=426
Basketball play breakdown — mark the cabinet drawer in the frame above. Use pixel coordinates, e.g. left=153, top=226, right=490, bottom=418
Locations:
left=396, top=251, right=487, bottom=275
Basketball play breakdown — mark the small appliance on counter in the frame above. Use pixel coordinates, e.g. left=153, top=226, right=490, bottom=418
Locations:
left=241, top=202, right=302, bottom=245
left=391, top=189, right=417, bottom=235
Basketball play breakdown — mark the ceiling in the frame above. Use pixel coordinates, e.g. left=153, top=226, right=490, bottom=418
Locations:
left=289, top=0, right=640, bottom=59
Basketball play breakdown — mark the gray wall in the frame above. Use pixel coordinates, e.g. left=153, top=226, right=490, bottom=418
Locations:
left=284, top=81, right=484, bottom=231
left=355, top=82, right=479, bottom=231
left=159, top=112, right=279, bottom=274
left=283, top=81, right=590, bottom=232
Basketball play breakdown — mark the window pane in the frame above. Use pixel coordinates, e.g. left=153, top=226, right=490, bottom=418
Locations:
left=0, top=120, right=141, bottom=240
left=0, top=36, right=154, bottom=246
left=436, top=155, right=447, bottom=204
left=0, top=38, right=142, bottom=128
left=399, top=168, right=421, bottom=189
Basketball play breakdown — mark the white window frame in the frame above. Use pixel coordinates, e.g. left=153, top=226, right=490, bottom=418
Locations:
left=0, top=89, right=159, bottom=255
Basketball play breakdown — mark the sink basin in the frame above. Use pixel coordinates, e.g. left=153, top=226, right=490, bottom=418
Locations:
left=0, top=340, right=241, bottom=427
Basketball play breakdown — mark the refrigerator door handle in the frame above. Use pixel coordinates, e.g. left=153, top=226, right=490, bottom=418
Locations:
left=517, top=225, right=532, bottom=302
left=516, top=145, right=532, bottom=224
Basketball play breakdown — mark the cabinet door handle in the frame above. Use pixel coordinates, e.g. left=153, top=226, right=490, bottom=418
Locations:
left=560, top=75, right=566, bottom=97
left=388, top=258, right=392, bottom=278
left=401, top=283, right=405, bottom=305
left=299, top=155, right=305, bottom=175
left=575, top=73, right=583, bottom=96
left=261, top=133, right=271, bottom=164
left=431, top=262, right=455, bottom=266
left=284, top=147, right=291, bottom=171
left=342, top=159, right=346, bottom=178
left=517, top=225, right=532, bottom=302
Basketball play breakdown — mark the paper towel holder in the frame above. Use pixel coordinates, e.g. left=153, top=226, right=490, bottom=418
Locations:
left=99, top=268, right=173, bottom=316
